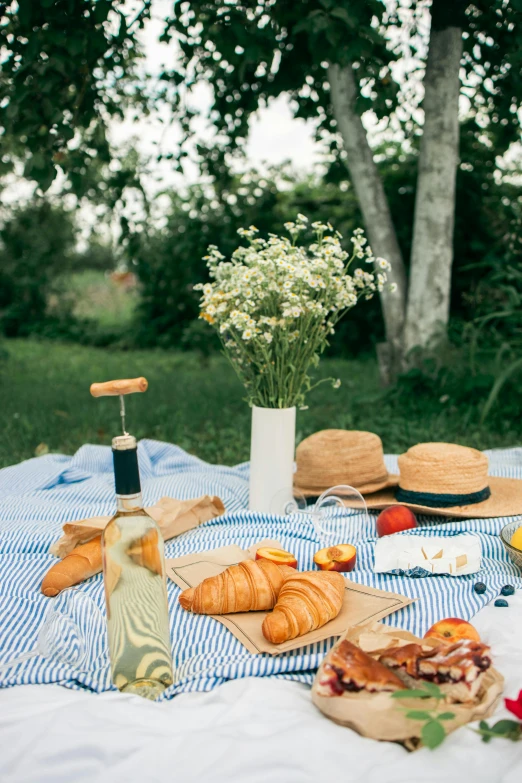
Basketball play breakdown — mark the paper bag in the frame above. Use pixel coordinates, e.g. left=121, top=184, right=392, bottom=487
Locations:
left=166, top=541, right=414, bottom=655
left=312, top=622, right=504, bottom=749
left=50, top=495, right=225, bottom=558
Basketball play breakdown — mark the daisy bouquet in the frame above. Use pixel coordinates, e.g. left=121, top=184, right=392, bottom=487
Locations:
left=196, top=215, right=392, bottom=408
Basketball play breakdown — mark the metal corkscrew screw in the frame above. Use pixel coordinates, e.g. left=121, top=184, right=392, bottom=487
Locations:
left=90, top=377, right=148, bottom=435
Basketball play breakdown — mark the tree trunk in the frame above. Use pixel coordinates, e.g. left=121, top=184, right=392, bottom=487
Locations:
left=328, top=62, right=407, bottom=384
left=401, top=17, right=462, bottom=362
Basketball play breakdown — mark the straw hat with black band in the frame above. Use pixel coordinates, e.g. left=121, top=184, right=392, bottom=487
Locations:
left=362, top=442, right=522, bottom=519
left=293, top=430, right=398, bottom=498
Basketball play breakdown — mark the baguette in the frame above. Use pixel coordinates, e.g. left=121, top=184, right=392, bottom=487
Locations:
left=41, top=535, right=102, bottom=597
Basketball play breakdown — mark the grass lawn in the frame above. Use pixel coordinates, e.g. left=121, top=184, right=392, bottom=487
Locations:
left=0, top=339, right=520, bottom=469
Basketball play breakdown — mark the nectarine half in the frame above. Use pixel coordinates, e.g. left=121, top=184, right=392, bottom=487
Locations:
left=314, top=544, right=357, bottom=572
left=255, top=547, right=298, bottom=569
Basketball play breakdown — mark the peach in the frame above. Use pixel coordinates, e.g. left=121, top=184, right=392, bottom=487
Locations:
left=255, top=547, right=298, bottom=569
left=314, top=544, right=357, bottom=572
left=424, top=617, right=481, bottom=645
left=376, top=505, right=417, bottom=537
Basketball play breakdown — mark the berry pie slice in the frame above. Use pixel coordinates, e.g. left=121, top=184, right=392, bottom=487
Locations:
left=379, top=639, right=492, bottom=702
left=316, top=639, right=405, bottom=697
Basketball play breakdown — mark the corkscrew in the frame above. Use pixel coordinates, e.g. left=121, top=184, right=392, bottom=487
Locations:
left=90, top=377, right=148, bottom=435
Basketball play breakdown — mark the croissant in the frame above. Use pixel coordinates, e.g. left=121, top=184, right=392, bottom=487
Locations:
left=179, top=559, right=295, bottom=614
left=262, top=571, right=345, bottom=644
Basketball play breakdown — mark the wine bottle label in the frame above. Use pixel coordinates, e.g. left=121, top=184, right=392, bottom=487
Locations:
left=112, top=446, right=141, bottom=496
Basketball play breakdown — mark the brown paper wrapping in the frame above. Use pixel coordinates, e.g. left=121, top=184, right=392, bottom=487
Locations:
left=49, top=495, right=225, bottom=558
left=166, top=540, right=414, bottom=655
left=311, top=622, right=504, bottom=749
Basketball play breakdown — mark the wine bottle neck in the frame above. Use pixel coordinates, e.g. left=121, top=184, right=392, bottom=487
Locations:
left=116, top=493, right=144, bottom=513
left=112, top=439, right=142, bottom=497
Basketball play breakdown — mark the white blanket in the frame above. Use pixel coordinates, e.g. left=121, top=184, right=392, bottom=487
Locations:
left=2, top=592, right=521, bottom=783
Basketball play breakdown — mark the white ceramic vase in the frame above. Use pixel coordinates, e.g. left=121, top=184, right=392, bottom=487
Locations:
left=249, top=405, right=296, bottom=514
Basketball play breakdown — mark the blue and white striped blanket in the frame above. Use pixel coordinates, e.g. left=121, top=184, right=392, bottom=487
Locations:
left=0, top=440, right=521, bottom=699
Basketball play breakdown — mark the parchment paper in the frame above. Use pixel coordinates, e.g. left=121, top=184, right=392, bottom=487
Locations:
left=312, top=622, right=504, bottom=749
left=167, top=540, right=414, bottom=655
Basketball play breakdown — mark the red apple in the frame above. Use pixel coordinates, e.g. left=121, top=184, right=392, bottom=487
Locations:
left=376, top=505, right=417, bottom=537
left=424, top=617, right=481, bottom=645
left=255, top=546, right=298, bottom=569
left=314, top=544, right=357, bottom=572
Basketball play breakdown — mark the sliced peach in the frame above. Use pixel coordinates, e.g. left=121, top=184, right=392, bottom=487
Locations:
left=314, top=544, right=357, bottom=572
left=424, top=617, right=481, bottom=645
left=255, top=546, right=298, bottom=569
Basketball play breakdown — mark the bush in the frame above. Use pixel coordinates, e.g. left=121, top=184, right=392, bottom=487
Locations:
left=130, top=170, right=386, bottom=355
left=0, top=200, right=77, bottom=337
left=130, top=138, right=520, bottom=357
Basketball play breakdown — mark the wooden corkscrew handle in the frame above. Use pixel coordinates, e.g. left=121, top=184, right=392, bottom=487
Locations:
left=90, top=377, right=148, bottom=397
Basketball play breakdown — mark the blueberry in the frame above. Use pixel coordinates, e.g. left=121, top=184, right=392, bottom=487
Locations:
left=501, top=585, right=515, bottom=596
left=494, top=598, right=509, bottom=607
left=474, top=582, right=487, bottom=594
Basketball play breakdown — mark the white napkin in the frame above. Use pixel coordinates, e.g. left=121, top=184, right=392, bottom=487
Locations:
left=373, top=534, right=482, bottom=577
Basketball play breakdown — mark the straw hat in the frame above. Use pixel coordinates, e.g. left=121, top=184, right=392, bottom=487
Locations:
left=293, top=430, right=398, bottom=497
left=362, top=442, right=522, bottom=518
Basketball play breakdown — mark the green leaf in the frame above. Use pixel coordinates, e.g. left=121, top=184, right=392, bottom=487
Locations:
left=473, top=719, right=522, bottom=744
left=330, top=7, right=357, bottom=27
left=419, top=681, right=443, bottom=698
left=490, top=720, right=522, bottom=740
left=391, top=689, right=432, bottom=699
left=405, top=710, right=432, bottom=721
left=67, top=38, right=85, bottom=57
left=481, top=356, right=522, bottom=423
left=422, top=720, right=446, bottom=750
left=94, top=1, right=111, bottom=24
left=438, top=712, right=456, bottom=721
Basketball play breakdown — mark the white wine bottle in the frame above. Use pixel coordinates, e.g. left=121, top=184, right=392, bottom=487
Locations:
left=91, top=377, right=173, bottom=700
left=103, top=435, right=173, bottom=699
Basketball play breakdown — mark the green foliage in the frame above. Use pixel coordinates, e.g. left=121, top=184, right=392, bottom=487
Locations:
left=475, top=719, right=522, bottom=743
left=392, top=682, right=455, bottom=749
left=0, top=0, right=150, bottom=191
left=400, top=182, right=521, bottom=413
left=3, top=1, right=520, bottom=193
left=161, top=0, right=521, bottom=179
left=1, top=339, right=520, bottom=470
left=421, top=720, right=447, bottom=750
left=75, top=240, right=119, bottom=273
left=129, top=134, right=520, bottom=357
left=462, top=1, right=522, bottom=157
left=0, top=200, right=78, bottom=336
left=130, top=168, right=386, bottom=354
left=162, top=0, right=395, bottom=161
left=65, top=269, right=139, bottom=347
left=389, top=342, right=522, bottom=443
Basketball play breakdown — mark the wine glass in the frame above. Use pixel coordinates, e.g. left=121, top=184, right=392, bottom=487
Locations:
left=271, top=484, right=369, bottom=547
left=0, top=588, right=108, bottom=674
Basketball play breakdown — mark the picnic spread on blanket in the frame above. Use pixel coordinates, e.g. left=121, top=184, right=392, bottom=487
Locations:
left=1, top=376, right=522, bottom=751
